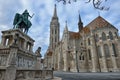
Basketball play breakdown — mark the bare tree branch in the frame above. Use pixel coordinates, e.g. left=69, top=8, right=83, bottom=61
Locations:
left=56, top=0, right=109, bottom=10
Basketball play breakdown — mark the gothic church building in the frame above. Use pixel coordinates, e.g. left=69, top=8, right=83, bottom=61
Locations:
left=44, top=5, right=120, bottom=72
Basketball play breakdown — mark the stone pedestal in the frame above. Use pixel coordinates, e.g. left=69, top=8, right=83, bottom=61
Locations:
left=4, top=65, right=16, bottom=80
left=35, top=57, right=42, bottom=69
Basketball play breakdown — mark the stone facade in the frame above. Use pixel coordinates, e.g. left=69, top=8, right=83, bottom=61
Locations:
left=0, top=29, right=36, bottom=69
left=44, top=5, right=120, bottom=72
left=0, top=29, right=53, bottom=80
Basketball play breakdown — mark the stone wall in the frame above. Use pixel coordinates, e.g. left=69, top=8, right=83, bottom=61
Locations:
left=0, top=68, right=53, bottom=80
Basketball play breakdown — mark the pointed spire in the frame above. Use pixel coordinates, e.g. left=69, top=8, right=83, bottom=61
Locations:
left=78, top=12, right=83, bottom=32
left=65, top=21, right=67, bottom=27
left=64, top=20, right=68, bottom=32
left=53, top=4, right=57, bottom=17
left=79, top=13, right=82, bottom=23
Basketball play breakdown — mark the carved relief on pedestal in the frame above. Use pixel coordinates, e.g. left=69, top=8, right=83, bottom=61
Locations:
left=28, top=71, right=34, bottom=78
left=0, top=55, right=7, bottom=66
left=16, top=71, right=25, bottom=80
left=35, top=71, right=42, bottom=78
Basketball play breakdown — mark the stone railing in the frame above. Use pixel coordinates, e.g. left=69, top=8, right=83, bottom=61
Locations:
left=16, top=69, right=53, bottom=80
left=0, top=48, right=10, bottom=54
left=0, top=68, right=53, bottom=80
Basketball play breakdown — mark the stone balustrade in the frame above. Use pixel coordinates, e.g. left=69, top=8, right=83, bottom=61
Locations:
left=0, top=48, right=10, bottom=54
left=16, top=69, right=53, bottom=80
left=0, top=68, right=53, bottom=80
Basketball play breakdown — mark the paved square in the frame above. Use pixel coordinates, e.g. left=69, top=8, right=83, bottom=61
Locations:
left=54, top=71, right=120, bottom=80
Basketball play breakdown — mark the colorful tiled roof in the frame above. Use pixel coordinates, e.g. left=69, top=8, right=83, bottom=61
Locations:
left=69, top=31, right=81, bottom=39
left=85, top=16, right=117, bottom=30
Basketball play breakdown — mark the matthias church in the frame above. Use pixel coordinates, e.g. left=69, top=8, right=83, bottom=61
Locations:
left=44, top=5, right=120, bottom=72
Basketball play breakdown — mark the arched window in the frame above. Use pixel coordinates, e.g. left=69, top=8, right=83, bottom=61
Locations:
left=112, top=43, right=117, bottom=57
left=115, top=32, right=118, bottom=39
left=104, top=44, right=110, bottom=58
left=97, top=46, right=102, bottom=58
left=81, top=43, right=83, bottom=45
left=79, top=55, right=81, bottom=60
left=102, top=32, right=107, bottom=41
left=95, top=34, right=99, bottom=42
left=79, top=53, right=84, bottom=60
left=82, top=56, right=84, bottom=60
left=88, top=38, right=91, bottom=45
left=88, top=49, right=91, bottom=60
left=109, top=31, right=113, bottom=40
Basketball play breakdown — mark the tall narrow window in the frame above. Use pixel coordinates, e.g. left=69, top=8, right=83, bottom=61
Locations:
left=115, top=32, right=118, bottom=39
left=55, top=38, right=56, bottom=42
left=104, top=44, right=110, bottom=58
left=88, top=38, right=91, bottom=45
left=79, top=55, right=81, bottom=60
left=112, top=43, right=117, bottom=57
left=55, top=30, right=57, bottom=34
left=95, top=34, right=99, bottom=42
left=88, top=49, right=91, bottom=60
left=82, top=56, right=84, bottom=60
left=97, top=46, right=102, bottom=58
left=102, top=32, right=107, bottom=41
left=109, top=31, right=113, bottom=40
left=5, top=38, right=9, bottom=46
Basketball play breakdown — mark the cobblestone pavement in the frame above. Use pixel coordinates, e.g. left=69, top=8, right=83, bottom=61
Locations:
left=54, top=71, right=120, bottom=80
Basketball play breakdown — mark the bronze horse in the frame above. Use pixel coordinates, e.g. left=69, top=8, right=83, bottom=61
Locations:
left=13, top=10, right=32, bottom=34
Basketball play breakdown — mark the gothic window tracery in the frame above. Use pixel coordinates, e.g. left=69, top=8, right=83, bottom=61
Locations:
left=109, top=31, right=113, bottom=40
left=95, top=34, right=99, bottom=42
left=112, top=43, right=117, bottom=57
left=79, top=53, right=84, bottom=60
left=88, top=49, right=91, bottom=60
left=104, top=44, right=110, bottom=58
left=88, top=38, right=91, bottom=45
left=102, top=32, right=107, bottom=41
left=115, top=32, right=118, bottom=39
left=97, top=46, right=102, bottom=58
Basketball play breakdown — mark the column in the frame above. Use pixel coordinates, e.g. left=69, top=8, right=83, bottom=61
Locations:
left=1, top=36, right=5, bottom=46
left=90, top=36, right=98, bottom=72
left=30, top=44, right=33, bottom=52
left=58, top=51, right=61, bottom=70
left=109, top=43, right=119, bottom=72
left=5, top=44, right=18, bottom=80
left=101, top=44, right=108, bottom=72
left=24, top=40, right=27, bottom=49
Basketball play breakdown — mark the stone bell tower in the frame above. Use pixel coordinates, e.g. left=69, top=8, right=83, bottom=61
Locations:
left=49, top=4, right=60, bottom=50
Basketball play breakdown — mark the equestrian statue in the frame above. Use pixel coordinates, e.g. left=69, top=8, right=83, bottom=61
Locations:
left=13, top=9, right=34, bottom=34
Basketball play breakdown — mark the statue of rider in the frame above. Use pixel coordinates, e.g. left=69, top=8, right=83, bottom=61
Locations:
left=22, top=9, right=32, bottom=22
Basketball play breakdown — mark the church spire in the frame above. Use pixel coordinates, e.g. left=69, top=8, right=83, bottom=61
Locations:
left=78, top=13, right=83, bottom=32
left=53, top=4, right=57, bottom=18
left=65, top=21, right=68, bottom=31
left=63, top=21, right=68, bottom=35
left=50, top=4, right=60, bottom=50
